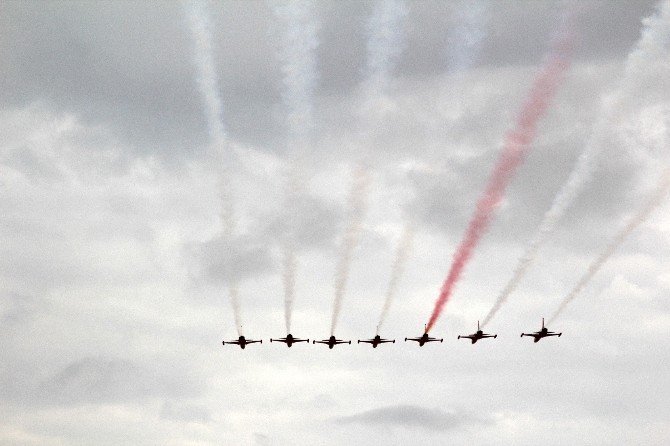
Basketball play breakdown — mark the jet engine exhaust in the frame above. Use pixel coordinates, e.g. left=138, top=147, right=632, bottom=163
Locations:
left=376, top=224, right=414, bottom=335
left=271, top=0, right=319, bottom=334
left=330, top=166, right=370, bottom=335
left=183, top=0, right=241, bottom=334
left=425, top=10, right=577, bottom=333
left=549, top=167, right=670, bottom=324
left=483, top=0, right=670, bottom=328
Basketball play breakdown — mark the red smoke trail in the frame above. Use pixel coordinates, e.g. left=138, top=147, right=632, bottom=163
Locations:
left=425, top=19, right=576, bottom=333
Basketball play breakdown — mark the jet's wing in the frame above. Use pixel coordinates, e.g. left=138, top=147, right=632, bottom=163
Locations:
left=459, top=335, right=475, bottom=339
left=293, top=338, right=309, bottom=343
left=247, top=340, right=262, bottom=344
left=358, top=339, right=374, bottom=344
left=334, top=340, right=351, bottom=345
left=313, top=340, right=329, bottom=344
left=405, top=337, right=422, bottom=342
left=223, top=340, right=240, bottom=345
left=379, top=339, right=394, bottom=343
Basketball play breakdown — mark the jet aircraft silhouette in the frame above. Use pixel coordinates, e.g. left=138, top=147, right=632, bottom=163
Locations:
left=270, top=334, right=309, bottom=347
left=313, top=335, right=351, bottom=349
left=222, top=335, right=262, bottom=349
left=521, top=318, right=562, bottom=343
left=358, top=334, right=395, bottom=348
left=458, top=321, right=497, bottom=344
left=405, top=326, right=443, bottom=346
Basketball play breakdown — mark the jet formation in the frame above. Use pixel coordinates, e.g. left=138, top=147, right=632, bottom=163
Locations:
left=221, top=320, right=562, bottom=349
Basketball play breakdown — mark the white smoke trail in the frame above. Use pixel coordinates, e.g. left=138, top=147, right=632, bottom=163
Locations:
left=184, top=0, right=242, bottom=335
left=482, top=0, right=670, bottom=327
left=271, top=1, right=318, bottom=149
left=445, top=0, right=490, bottom=73
left=183, top=0, right=226, bottom=150
left=362, top=0, right=408, bottom=106
left=281, top=248, right=297, bottom=333
left=271, top=0, right=319, bottom=334
left=228, top=284, right=243, bottom=336
left=549, top=167, right=670, bottom=324
left=330, top=167, right=370, bottom=335
left=376, top=224, right=414, bottom=334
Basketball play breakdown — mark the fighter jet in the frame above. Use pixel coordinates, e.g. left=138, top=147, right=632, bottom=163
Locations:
left=458, top=321, right=497, bottom=344
left=313, top=336, right=351, bottom=349
left=358, top=334, right=395, bottom=348
left=521, top=318, right=562, bottom=343
left=405, top=326, right=443, bottom=346
left=222, top=335, right=262, bottom=349
left=270, top=334, right=309, bottom=347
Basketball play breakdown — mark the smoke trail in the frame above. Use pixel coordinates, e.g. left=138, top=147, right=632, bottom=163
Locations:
left=183, top=0, right=226, bottom=150
left=271, top=0, right=318, bottom=148
left=271, top=1, right=319, bottom=334
left=281, top=248, right=297, bottom=333
left=425, top=14, right=576, bottom=333
left=328, top=1, right=407, bottom=335
left=330, top=167, right=370, bottom=335
left=184, top=0, right=242, bottom=335
left=445, top=0, right=490, bottom=73
left=376, top=224, right=415, bottom=334
left=549, top=167, right=670, bottom=324
left=363, top=0, right=408, bottom=97
left=228, top=284, right=243, bottom=335
left=482, top=0, right=670, bottom=327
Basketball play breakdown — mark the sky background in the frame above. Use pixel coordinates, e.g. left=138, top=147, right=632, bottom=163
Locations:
left=1, top=1, right=670, bottom=445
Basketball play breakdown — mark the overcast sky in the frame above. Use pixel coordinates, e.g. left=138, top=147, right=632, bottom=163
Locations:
left=1, top=1, right=670, bottom=445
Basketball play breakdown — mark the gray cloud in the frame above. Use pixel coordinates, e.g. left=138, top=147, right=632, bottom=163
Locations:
left=0, top=1, right=657, bottom=158
left=186, top=233, right=276, bottom=285
left=0, top=293, right=48, bottom=326
left=253, top=433, right=271, bottom=446
left=263, top=190, right=342, bottom=251
left=36, top=357, right=201, bottom=406
left=335, top=404, right=492, bottom=432
left=160, top=401, right=212, bottom=424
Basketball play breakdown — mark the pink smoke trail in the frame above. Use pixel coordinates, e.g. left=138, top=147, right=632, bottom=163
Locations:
left=425, top=16, right=576, bottom=333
